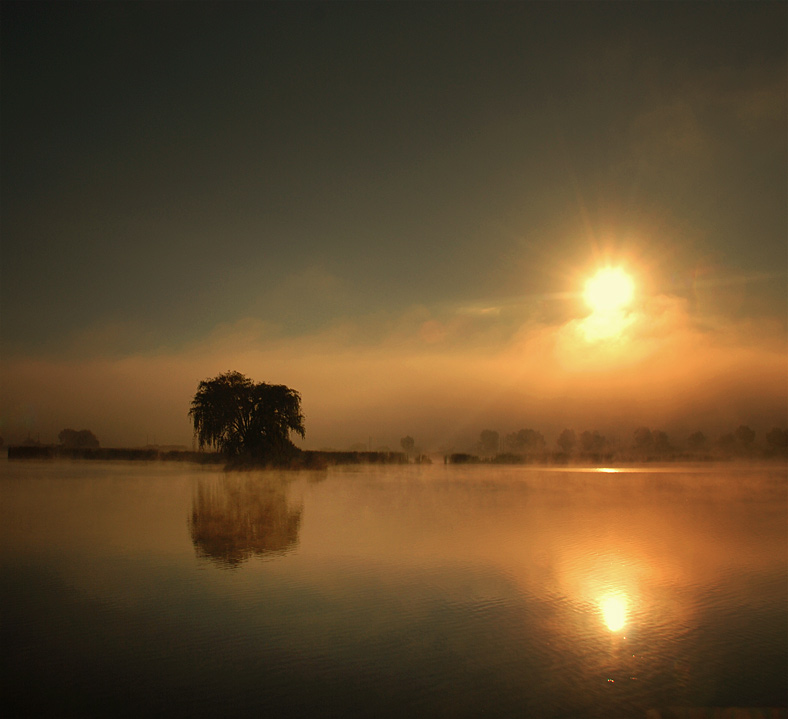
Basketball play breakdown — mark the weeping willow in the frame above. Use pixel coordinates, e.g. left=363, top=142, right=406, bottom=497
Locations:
left=189, top=371, right=305, bottom=463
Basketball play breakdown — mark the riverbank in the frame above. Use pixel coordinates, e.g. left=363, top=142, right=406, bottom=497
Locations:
left=7, top=445, right=785, bottom=467
left=6, top=445, right=408, bottom=467
left=7, top=445, right=224, bottom=463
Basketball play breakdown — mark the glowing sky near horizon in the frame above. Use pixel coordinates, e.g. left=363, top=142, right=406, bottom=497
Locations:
left=1, top=2, right=785, bottom=449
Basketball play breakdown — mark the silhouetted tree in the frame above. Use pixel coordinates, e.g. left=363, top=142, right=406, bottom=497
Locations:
left=189, top=371, right=305, bottom=463
left=557, top=428, right=576, bottom=454
left=479, top=429, right=499, bottom=456
left=580, top=430, right=606, bottom=454
left=687, top=431, right=707, bottom=452
left=505, top=428, right=546, bottom=454
left=633, top=427, right=653, bottom=452
left=734, top=424, right=755, bottom=450
left=58, top=428, right=100, bottom=449
left=653, top=430, right=671, bottom=455
left=400, top=435, right=415, bottom=460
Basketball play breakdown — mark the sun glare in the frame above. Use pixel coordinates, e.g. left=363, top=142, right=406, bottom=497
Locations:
left=584, top=268, right=634, bottom=313
left=600, top=594, right=628, bottom=632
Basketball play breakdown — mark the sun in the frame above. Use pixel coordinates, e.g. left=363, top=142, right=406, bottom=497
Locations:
left=583, top=268, right=634, bottom=314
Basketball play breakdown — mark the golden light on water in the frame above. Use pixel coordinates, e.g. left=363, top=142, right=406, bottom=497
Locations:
left=600, top=594, right=628, bottom=632
left=584, top=268, right=634, bottom=313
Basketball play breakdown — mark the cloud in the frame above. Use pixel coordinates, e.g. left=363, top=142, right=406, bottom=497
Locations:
left=2, top=289, right=785, bottom=452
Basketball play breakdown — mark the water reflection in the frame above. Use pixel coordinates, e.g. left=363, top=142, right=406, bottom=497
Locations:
left=2, top=463, right=785, bottom=717
left=190, top=473, right=302, bottom=568
left=599, top=594, right=628, bottom=631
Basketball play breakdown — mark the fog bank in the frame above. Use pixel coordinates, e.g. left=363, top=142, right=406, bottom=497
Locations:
left=2, top=293, right=785, bottom=453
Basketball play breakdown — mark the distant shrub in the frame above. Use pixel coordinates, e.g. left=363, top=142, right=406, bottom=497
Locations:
left=449, top=453, right=480, bottom=464
left=492, top=453, right=525, bottom=464
left=58, top=428, right=99, bottom=449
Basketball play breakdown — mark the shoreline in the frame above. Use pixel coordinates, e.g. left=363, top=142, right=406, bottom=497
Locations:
left=6, top=445, right=786, bottom=468
left=5, top=445, right=407, bottom=468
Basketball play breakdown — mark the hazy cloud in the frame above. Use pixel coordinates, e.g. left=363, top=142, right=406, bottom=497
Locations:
left=2, top=288, right=785, bottom=452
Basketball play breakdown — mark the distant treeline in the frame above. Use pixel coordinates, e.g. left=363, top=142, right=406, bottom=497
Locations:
left=298, top=450, right=407, bottom=467
left=7, top=424, right=787, bottom=467
left=448, top=425, right=788, bottom=464
left=7, top=446, right=224, bottom=463
left=6, top=445, right=407, bottom=467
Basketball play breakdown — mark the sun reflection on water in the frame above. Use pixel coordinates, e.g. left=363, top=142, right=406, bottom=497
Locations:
left=600, top=594, right=628, bottom=632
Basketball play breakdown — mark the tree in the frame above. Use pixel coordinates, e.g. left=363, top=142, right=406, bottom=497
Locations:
left=633, top=427, right=653, bottom=452
left=687, top=431, right=707, bottom=452
left=580, top=430, right=605, bottom=454
left=505, top=428, right=546, bottom=454
left=653, top=430, right=671, bottom=455
left=189, top=371, right=305, bottom=463
left=734, top=424, right=755, bottom=450
left=479, top=429, right=499, bottom=457
left=557, top=428, right=576, bottom=455
left=400, top=435, right=415, bottom=460
left=58, top=428, right=100, bottom=449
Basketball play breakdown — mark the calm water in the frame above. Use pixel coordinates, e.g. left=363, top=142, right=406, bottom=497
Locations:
left=1, top=460, right=786, bottom=718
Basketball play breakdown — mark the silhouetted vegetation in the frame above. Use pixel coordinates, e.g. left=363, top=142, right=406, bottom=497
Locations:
left=449, top=453, right=481, bottom=464
left=400, top=435, right=415, bottom=460
left=492, top=453, right=526, bottom=464
left=633, top=426, right=653, bottom=453
left=580, top=430, right=606, bottom=454
left=443, top=424, right=788, bottom=465
left=6, top=445, right=405, bottom=466
left=478, top=429, right=499, bottom=457
left=557, top=428, right=576, bottom=455
left=687, top=431, right=707, bottom=452
left=7, top=446, right=165, bottom=461
left=189, top=371, right=305, bottom=466
left=7, top=380, right=788, bottom=470
left=295, top=450, right=406, bottom=468
left=504, top=428, right=546, bottom=455
left=734, top=424, right=755, bottom=451
left=58, top=428, right=100, bottom=448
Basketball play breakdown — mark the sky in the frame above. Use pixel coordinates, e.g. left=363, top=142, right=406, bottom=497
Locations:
left=1, top=1, right=786, bottom=451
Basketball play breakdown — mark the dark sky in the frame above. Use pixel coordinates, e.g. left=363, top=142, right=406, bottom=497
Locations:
left=1, top=1, right=786, bottom=448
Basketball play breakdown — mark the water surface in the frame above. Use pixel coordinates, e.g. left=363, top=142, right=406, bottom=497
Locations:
left=2, top=461, right=786, bottom=718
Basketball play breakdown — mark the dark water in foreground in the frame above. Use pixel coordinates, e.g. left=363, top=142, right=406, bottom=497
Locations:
left=1, top=461, right=786, bottom=718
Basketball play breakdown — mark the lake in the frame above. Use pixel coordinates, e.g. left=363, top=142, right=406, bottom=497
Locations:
left=1, top=460, right=786, bottom=718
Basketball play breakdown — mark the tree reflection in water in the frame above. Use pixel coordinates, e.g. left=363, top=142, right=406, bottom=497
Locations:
left=190, top=474, right=302, bottom=567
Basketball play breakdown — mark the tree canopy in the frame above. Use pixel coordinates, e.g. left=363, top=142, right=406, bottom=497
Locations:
left=189, top=371, right=305, bottom=463
left=58, top=428, right=99, bottom=448
left=557, top=428, right=576, bottom=454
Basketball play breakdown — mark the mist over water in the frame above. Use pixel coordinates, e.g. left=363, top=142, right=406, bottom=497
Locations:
left=1, top=460, right=786, bottom=718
